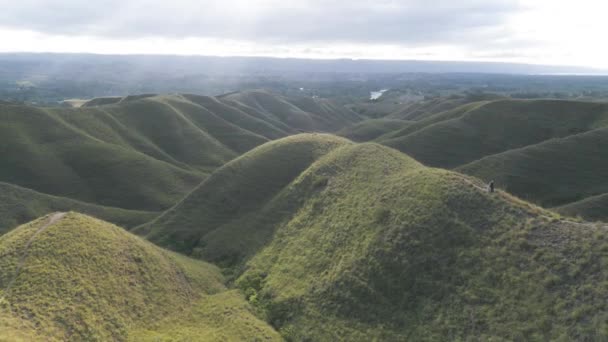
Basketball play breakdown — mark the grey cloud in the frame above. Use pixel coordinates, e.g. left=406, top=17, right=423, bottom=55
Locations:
left=0, top=0, right=522, bottom=46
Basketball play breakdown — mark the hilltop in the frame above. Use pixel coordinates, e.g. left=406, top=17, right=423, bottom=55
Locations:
left=137, top=134, right=352, bottom=262
left=0, top=212, right=279, bottom=341
left=136, top=135, right=607, bottom=340
left=0, top=91, right=360, bottom=232
left=337, top=98, right=608, bottom=219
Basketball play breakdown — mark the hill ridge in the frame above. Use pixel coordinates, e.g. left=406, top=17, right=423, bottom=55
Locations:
left=0, top=212, right=280, bottom=341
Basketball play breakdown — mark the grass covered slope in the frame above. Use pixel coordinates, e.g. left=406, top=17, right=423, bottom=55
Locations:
left=0, top=182, right=156, bottom=234
left=382, top=99, right=608, bottom=168
left=221, top=90, right=363, bottom=132
left=337, top=118, right=412, bottom=142
left=556, top=193, right=608, bottom=222
left=0, top=212, right=279, bottom=341
left=138, top=134, right=351, bottom=263
left=0, top=90, right=360, bottom=214
left=136, top=136, right=608, bottom=340
left=459, top=127, right=608, bottom=207
left=235, top=143, right=607, bottom=340
left=0, top=103, right=205, bottom=211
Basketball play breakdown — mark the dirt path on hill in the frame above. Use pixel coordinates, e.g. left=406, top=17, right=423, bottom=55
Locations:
left=1, top=212, right=66, bottom=303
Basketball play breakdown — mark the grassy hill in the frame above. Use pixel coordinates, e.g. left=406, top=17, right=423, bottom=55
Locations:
left=387, top=95, right=474, bottom=120
left=0, top=102, right=206, bottom=211
left=337, top=119, right=412, bottom=142
left=221, top=90, right=363, bottom=132
left=458, top=127, right=608, bottom=207
left=137, top=134, right=351, bottom=264
left=0, top=212, right=279, bottom=341
left=556, top=193, right=608, bottom=222
left=0, top=91, right=360, bottom=228
left=380, top=99, right=608, bottom=168
left=136, top=135, right=607, bottom=340
left=0, top=182, right=156, bottom=234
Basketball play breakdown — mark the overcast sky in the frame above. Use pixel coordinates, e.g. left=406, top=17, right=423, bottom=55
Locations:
left=0, top=0, right=606, bottom=68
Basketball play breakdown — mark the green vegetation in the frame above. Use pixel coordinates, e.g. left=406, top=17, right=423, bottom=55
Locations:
left=0, top=212, right=278, bottom=341
left=233, top=142, right=608, bottom=340
left=387, top=94, right=482, bottom=120
left=138, top=134, right=351, bottom=264
left=459, top=128, right=608, bottom=207
left=556, top=193, right=608, bottom=222
left=0, top=91, right=360, bottom=227
left=0, top=181, right=156, bottom=234
left=0, top=102, right=205, bottom=210
left=337, top=118, right=412, bottom=142
left=381, top=99, right=608, bottom=168
left=221, top=90, right=362, bottom=132
left=347, top=97, right=608, bottom=220
left=3, top=86, right=608, bottom=341
left=136, top=135, right=608, bottom=340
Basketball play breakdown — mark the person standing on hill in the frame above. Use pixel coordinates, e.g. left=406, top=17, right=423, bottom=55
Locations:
left=488, top=180, right=495, bottom=193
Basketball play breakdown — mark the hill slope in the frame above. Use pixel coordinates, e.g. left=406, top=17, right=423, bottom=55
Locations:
left=0, top=212, right=279, bottom=341
left=556, top=193, right=608, bottom=221
left=221, top=90, right=363, bottom=132
left=137, top=134, right=352, bottom=263
left=459, top=127, right=608, bottom=207
left=337, top=118, right=412, bottom=142
left=0, top=182, right=156, bottom=235
left=139, top=136, right=608, bottom=340
left=380, top=99, right=608, bottom=168
left=0, top=102, right=206, bottom=211
left=0, top=91, right=360, bottom=229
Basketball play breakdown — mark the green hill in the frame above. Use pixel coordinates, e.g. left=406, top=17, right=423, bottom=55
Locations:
left=0, top=91, right=359, bottom=225
left=0, top=212, right=279, bottom=341
left=81, top=96, right=122, bottom=107
left=385, top=94, right=504, bottom=120
left=0, top=102, right=206, bottom=211
left=337, top=119, right=412, bottom=142
left=137, top=134, right=351, bottom=264
left=376, top=100, right=491, bottom=141
left=136, top=135, right=607, bottom=340
left=0, top=182, right=156, bottom=234
left=381, top=99, right=608, bottom=168
left=556, top=193, right=608, bottom=222
left=221, top=90, right=363, bottom=132
left=459, top=127, right=608, bottom=207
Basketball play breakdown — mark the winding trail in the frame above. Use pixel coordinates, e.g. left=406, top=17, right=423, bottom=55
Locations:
left=1, top=212, right=66, bottom=302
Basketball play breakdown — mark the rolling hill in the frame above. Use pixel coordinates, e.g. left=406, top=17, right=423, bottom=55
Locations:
left=0, top=212, right=280, bottom=341
left=338, top=98, right=608, bottom=218
left=337, top=118, right=412, bottom=142
left=386, top=95, right=483, bottom=120
left=137, top=135, right=607, bottom=340
left=379, top=99, right=608, bottom=169
left=0, top=91, right=361, bottom=233
left=458, top=127, right=608, bottom=207
left=556, top=193, right=608, bottom=222
left=137, top=134, right=352, bottom=263
left=0, top=181, right=156, bottom=234
left=220, top=90, right=363, bottom=132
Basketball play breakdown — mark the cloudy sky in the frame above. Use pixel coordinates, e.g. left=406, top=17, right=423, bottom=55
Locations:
left=0, top=0, right=606, bottom=68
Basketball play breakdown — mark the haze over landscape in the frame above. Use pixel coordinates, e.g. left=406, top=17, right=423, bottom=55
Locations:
left=1, top=1, right=608, bottom=341
left=1, top=0, right=608, bottom=69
